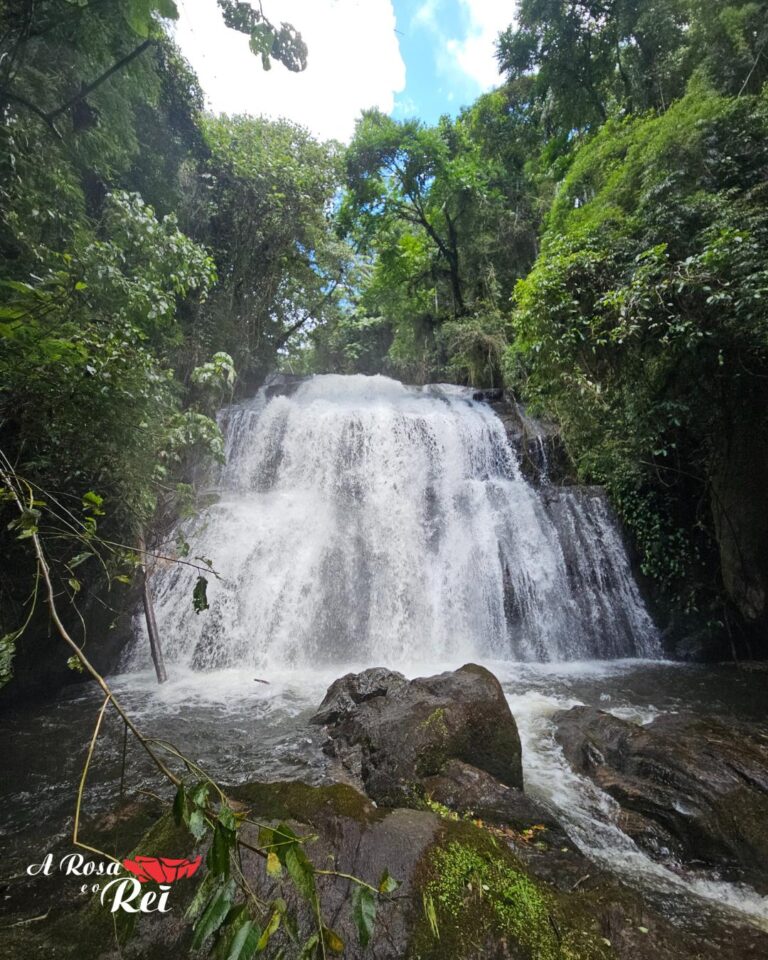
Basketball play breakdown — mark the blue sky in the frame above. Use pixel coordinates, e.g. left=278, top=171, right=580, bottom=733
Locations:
left=391, top=0, right=511, bottom=125
left=175, top=0, right=514, bottom=141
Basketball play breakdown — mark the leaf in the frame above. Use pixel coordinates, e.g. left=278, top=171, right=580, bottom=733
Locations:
left=378, top=868, right=399, bottom=894
left=68, top=578, right=81, bottom=593
left=207, top=822, right=234, bottom=877
left=82, top=490, right=105, bottom=515
left=298, top=933, right=319, bottom=959
left=193, top=575, right=210, bottom=613
left=256, top=909, right=281, bottom=952
left=351, top=884, right=377, bottom=947
left=218, top=804, right=237, bottom=831
left=185, top=872, right=220, bottom=922
left=67, top=655, right=84, bottom=673
left=322, top=926, right=345, bottom=954
left=272, top=822, right=300, bottom=861
left=68, top=551, right=93, bottom=569
left=284, top=845, right=315, bottom=902
left=249, top=22, right=275, bottom=57
left=173, top=783, right=188, bottom=826
left=224, top=919, right=261, bottom=960
left=423, top=891, right=439, bottom=939
left=190, top=781, right=210, bottom=808
left=212, top=904, right=248, bottom=959
left=153, top=0, right=178, bottom=21
left=266, top=851, right=282, bottom=878
left=190, top=880, right=235, bottom=951
left=189, top=808, right=207, bottom=840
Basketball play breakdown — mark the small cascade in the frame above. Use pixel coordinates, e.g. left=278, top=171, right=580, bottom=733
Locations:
left=130, top=375, right=659, bottom=671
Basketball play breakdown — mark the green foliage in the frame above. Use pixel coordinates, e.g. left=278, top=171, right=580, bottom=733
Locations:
left=180, top=114, right=347, bottom=384
left=171, top=775, right=398, bottom=959
left=323, top=103, right=539, bottom=384
left=508, top=87, right=768, bottom=612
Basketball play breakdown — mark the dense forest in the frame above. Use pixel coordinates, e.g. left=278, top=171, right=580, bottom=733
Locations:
left=2, top=0, right=768, bottom=698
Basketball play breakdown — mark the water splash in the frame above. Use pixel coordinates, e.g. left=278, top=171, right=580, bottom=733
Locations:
left=129, top=374, right=658, bottom=671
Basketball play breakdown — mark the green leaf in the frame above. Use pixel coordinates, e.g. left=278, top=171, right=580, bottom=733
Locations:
left=193, top=575, right=210, bottom=613
left=423, top=891, right=439, bottom=939
left=153, top=0, right=178, bottom=21
left=256, top=909, right=281, bottom=952
left=378, top=868, right=399, bottom=894
left=249, top=23, right=275, bottom=57
left=298, top=933, right=319, bottom=959
left=272, top=822, right=300, bottom=862
left=284, top=845, right=315, bottom=902
left=185, top=872, right=220, bottom=922
left=190, top=781, right=210, bottom=808
left=173, top=783, right=188, bottom=826
left=82, top=491, right=105, bottom=515
left=351, top=885, right=377, bottom=947
left=224, top=920, right=261, bottom=960
left=218, top=803, right=237, bottom=831
left=212, top=903, right=248, bottom=959
left=207, top=822, right=234, bottom=877
left=190, top=880, right=235, bottom=951
left=266, top=851, right=282, bottom=878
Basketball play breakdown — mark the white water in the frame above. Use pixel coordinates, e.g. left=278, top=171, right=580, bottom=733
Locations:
left=130, top=374, right=658, bottom=671
left=503, top=673, right=768, bottom=929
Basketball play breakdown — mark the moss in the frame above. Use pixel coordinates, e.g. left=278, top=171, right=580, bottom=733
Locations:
left=232, top=780, right=381, bottom=826
left=420, top=707, right=448, bottom=735
left=408, top=820, right=613, bottom=960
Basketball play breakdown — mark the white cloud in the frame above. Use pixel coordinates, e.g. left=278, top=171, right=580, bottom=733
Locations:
left=449, top=0, right=513, bottom=90
left=392, top=94, right=419, bottom=117
left=412, top=0, right=513, bottom=95
left=173, top=0, right=406, bottom=142
left=411, top=0, right=439, bottom=29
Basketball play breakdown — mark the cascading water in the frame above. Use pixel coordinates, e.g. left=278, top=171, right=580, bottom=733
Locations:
left=129, top=374, right=658, bottom=671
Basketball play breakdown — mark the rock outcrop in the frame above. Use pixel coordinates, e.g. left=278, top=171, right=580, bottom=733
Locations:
left=310, top=664, right=524, bottom=805
left=554, top=706, right=768, bottom=892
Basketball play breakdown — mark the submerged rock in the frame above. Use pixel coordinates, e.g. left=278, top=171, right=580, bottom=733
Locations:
left=310, top=663, right=524, bottom=805
left=554, top=706, right=768, bottom=891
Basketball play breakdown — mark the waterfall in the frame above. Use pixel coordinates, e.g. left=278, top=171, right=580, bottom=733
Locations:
left=132, top=374, right=659, bottom=671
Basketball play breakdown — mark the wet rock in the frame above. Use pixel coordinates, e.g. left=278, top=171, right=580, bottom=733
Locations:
left=472, top=387, right=505, bottom=403
left=310, top=664, right=523, bottom=806
left=262, top=371, right=305, bottom=400
left=554, top=706, right=768, bottom=891
left=421, top=759, right=560, bottom=833
left=6, top=778, right=768, bottom=960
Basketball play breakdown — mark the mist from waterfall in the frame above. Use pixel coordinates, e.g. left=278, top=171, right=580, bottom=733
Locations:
left=130, top=374, right=659, bottom=671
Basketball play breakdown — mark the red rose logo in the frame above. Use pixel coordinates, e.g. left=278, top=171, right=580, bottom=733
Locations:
left=122, top=855, right=202, bottom=884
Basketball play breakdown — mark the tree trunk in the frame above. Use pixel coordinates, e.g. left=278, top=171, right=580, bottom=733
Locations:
left=139, top=536, right=167, bottom=684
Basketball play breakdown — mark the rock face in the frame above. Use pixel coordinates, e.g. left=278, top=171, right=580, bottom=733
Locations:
left=310, top=664, right=523, bottom=806
left=554, top=706, right=768, bottom=891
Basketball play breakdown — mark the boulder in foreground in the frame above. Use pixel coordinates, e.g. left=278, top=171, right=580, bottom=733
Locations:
left=310, top=663, right=524, bottom=806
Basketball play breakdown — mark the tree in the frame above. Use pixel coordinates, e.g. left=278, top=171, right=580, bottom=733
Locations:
left=507, top=87, right=768, bottom=644
left=178, top=115, right=348, bottom=387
